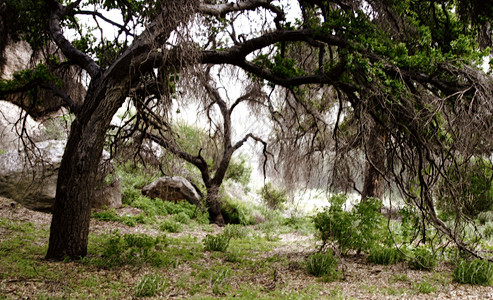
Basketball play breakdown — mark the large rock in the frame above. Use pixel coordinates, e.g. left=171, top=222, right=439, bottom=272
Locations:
left=142, top=176, right=202, bottom=207
left=0, top=139, right=121, bottom=212
left=0, top=100, right=45, bottom=153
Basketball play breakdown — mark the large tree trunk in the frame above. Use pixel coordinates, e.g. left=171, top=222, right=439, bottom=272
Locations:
left=46, top=78, right=126, bottom=260
left=361, top=122, right=386, bottom=201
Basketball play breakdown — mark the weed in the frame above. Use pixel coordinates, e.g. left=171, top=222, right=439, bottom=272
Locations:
left=391, top=274, right=409, bottom=282
left=134, top=274, right=167, bottom=297
left=368, top=247, right=404, bottom=265
left=412, top=280, right=436, bottom=294
left=482, top=223, right=493, bottom=239
left=203, top=233, right=231, bottom=252
left=91, top=231, right=169, bottom=268
left=408, top=247, right=437, bottom=271
left=453, top=259, right=493, bottom=285
left=160, top=219, right=183, bottom=233
left=174, top=211, right=191, bottom=224
left=306, top=250, right=340, bottom=281
left=209, top=267, right=231, bottom=295
left=223, top=224, right=250, bottom=239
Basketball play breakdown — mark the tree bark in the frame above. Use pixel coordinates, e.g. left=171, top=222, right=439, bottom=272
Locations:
left=46, top=77, right=128, bottom=260
left=361, top=122, right=386, bottom=201
left=205, top=184, right=225, bottom=226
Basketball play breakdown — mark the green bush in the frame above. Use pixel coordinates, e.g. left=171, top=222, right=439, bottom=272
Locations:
left=313, top=195, right=387, bottom=254
left=203, top=233, right=231, bottom=252
left=368, top=247, right=404, bottom=265
left=408, top=247, right=437, bottom=271
left=306, top=251, right=340, bottom=281
left=259, top=182, right=288, bottom=210
left=453, top=259, right=493, bottom=285
left=220, top=196, right=255, bottom=225
left=135, top=274, right=167, bottom=297
left=437, top=158, right=493, bottom=218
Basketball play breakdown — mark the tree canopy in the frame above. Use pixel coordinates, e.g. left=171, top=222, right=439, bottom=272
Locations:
left=0, top=0, right=492, bottom=260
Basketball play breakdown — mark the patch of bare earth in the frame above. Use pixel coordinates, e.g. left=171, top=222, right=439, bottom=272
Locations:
left=1, top=196, right=493, bottom=299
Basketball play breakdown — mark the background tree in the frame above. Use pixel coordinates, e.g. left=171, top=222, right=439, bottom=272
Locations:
left=117, top=67, right=268, bottom=224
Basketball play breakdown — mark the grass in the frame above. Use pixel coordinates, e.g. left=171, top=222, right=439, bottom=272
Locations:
left=453, top=259, right=493, bottom=285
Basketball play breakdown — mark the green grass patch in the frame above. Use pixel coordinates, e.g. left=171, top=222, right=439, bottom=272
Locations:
left=453, top=259, right=493, bottom=285
left=368, top=247, right=404, bottom=265
left=306, top=250, right=340, bottom=281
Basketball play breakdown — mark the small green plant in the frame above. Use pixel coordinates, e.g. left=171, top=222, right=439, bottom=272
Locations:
left=408, top=247, right=437, bottom=271
left=203, top=233, right=231, bottom=252
left=259, top=182, right=288, bottom=210
left=160, top=219, right=183, bottom=233
left=368, top=247, right=404, bottom=265
left=95, top=232, right=168, bottom=268
left=412, top=280, right=436, bottom=294
left=173, top=212, right=191, bottom=224
left=453, top=259, right=493, bottom=285
left=391, top=274, right=409, bottom=282
left=306, top=250, right=340, bottom=281
left=483, top=223, right=493, bottom=239
left=223, top=224, right=249, bottom=239
left=135, top=274, right=167, bottom=297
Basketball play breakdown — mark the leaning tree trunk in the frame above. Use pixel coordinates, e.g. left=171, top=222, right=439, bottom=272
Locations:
left=361, top=122, right=386, bottom=201
left=46, top=78, right=126, bottom=260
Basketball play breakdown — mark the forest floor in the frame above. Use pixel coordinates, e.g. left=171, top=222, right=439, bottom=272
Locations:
left=1, top=196, right=492, bottom=299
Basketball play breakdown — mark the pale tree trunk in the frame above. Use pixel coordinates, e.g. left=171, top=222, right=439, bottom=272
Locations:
left=361, top=122, right=386, bottom=201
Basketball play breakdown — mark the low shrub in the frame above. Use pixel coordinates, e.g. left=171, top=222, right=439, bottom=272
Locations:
left=203, top=233, right=231, bottom=252
left=313, top=194, right=388, bottom=254
left=368, top=247, right=404, bottom=265
left=259, top=182, right=287, bottom=210
left=408, top=247, right=437, bottom=271
left=135, top=274, right=167, bottom=297
left=453, top=259, right=493, bottom=285
left=220, top=196, right=255, bottom=225
left=306, top=250, right=340, bottom=281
